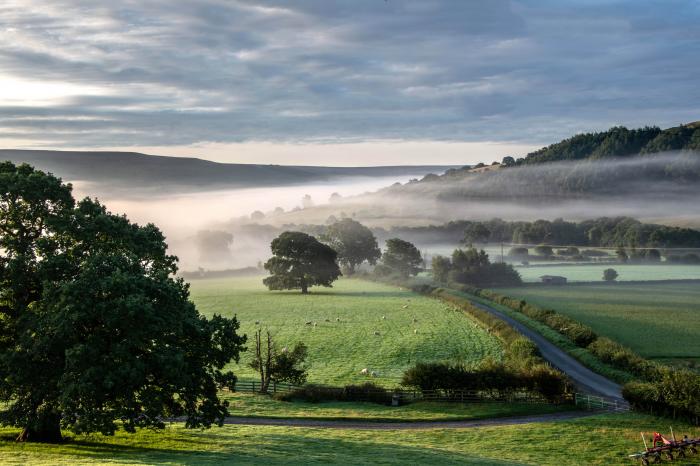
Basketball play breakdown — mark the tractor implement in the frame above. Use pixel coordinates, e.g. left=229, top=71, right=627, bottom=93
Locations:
left=629, top=429, right=699, bottom=464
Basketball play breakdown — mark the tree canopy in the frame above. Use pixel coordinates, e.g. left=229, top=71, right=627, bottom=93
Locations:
left=322, top=219, right=380, bottom=274
left=379, top=238, right=422, bottom=278
left=0, top=162, right=246, bottom=442
left=263, top=231, right=341, bottom=293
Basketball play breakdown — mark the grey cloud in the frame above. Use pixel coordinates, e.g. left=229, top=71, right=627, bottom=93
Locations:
left=0, top=0, right=698, bottom=151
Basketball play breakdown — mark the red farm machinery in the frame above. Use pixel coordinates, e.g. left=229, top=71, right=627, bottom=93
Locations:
left=629, top=429, right=700, bottom=464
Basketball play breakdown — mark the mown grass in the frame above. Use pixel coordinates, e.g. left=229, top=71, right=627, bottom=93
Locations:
left=498, top=283, right=700, bottom=364
left=188, top=276, right=502, bottom=386
left=515, top=264, right=700, bottom=283
left=223, top=392, right=569, bottom=422
left=2, top=412, right=700, bottom=465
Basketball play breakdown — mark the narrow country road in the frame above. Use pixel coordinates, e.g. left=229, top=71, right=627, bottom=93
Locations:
left=468, top=300, right=625, bottom=402
left=221, top=410, right=595, bottom=430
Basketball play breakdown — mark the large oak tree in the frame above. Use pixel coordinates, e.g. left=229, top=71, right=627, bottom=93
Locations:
left=322, top=219, right=380, bottom=274
left=0, top=162, right=246, bottom=442
left=263, top=231, right=341, bottom=294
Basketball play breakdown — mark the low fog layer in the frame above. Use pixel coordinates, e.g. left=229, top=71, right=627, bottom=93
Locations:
left=71, top=152, right=700, bottom=271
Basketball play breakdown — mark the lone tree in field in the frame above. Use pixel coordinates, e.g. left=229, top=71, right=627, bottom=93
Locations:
left=380, top=238, right=423, bottom=278
left=263, top=231, right=341, bottom=293
left=249, top=329, right=308, bottom=393
left=322, top=219, right=381, bottom=274
left=0, top=162, right=247, bottom=442
left=603, top=268, right=619, bottom=282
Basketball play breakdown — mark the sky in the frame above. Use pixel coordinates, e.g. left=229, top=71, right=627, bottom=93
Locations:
left=1, top=0, right=699, bottom=166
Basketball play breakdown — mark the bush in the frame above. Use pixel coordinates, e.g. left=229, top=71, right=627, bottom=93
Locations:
left=275, top=383, right=393, bottom=404
left=603, top=268, right=618, bottom=281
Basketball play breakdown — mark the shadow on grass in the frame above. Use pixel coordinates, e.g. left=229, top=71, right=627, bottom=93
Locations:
left=1, top=428, right=519, bottom=465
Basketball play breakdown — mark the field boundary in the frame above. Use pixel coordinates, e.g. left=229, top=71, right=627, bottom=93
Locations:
left=232, top=381, right=569, bottom=406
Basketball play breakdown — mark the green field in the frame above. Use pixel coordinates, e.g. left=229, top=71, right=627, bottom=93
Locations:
left=498, top=283, right=700, bottom=363
left=514, top=264, right=700, bottom=282
left=189, top=277, right=502, bottom=386
left=224, top=393, right=567, bottom=422
left=2, top=413, right=699, bottom=465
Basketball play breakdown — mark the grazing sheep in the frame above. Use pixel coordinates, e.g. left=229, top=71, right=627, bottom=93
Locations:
left=412, top=318, right=418, bottom=323
left=374, top=331, right=380, bottom=336
left=281, top=346, right=288, bottom=353
left=313, top=322, right=317, bottom=327
left=414, top=329, right=418, bottom=334
left=360, top=368, right=368, bottom=375
left=370, top=371, right=378, bottom=377
left=255, top=320, right=260, bottom=325
left=402, top=305, right=408, bottom=309
left=381, top=315, right=386, bottom=320
left=305, top=321, right=313, bottom=326
left=336, top=317, right=341, bottom=322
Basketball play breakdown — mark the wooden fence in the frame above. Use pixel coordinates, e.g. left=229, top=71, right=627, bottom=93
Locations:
left=232, top=380, right=572, bottom=405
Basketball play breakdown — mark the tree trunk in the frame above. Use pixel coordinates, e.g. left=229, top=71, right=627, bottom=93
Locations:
left=301, top=282, right=308, bottom=294
left=16, top=412, right=62, bottom=443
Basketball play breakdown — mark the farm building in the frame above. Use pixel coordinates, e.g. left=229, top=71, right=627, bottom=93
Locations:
left=539, top=275, right=568, bottom=285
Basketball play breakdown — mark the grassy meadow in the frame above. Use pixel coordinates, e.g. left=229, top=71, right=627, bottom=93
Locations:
left=188, top=276, right=502, bottom=386
left=2, top=412, right=700, bottom=465
left=498, top=283, right=700, bottom=365
left=223, top=393, right=567, bottom=422
left=514, top=264, right=700, bottom=282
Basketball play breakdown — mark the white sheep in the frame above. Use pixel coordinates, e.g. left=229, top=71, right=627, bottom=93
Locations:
left=313, top=322, right=317, bottom=327
left=414, top=329, right=418, bottom=334
left=336, top=317, right=341, bottom=322
left=402, top=305, right=408, bottom=309
left=360, top=368, right=369, bottom=375
left=370, top=371, right=378, bottom=377
left=381, top=315, right=386, bottom=320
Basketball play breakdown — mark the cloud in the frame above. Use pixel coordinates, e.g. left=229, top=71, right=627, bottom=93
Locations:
left=0, top=0, right=698, bottom=160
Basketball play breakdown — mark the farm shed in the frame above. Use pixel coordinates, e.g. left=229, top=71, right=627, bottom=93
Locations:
left=539, top=275, right=568, bottom=285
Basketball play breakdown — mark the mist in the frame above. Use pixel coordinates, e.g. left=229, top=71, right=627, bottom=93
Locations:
left=71, top=152, right=700, bottom=272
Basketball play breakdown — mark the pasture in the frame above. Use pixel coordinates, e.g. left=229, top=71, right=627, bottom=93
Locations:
left=498, top=283, right=700, bottom=364
left=188, top=276, right=502, bottom=386
left=514, top=264, right=700, bottom=282
left=2, top=413, right=699, bottom=465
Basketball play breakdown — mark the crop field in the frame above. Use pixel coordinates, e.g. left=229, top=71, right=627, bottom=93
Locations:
left=498, top=283, right=700, bottom=364
left=188, top=277, right=502, bottom=386
left=514, top=264, right=700, bottom=282
left=2, top=413, right=700, bottom=465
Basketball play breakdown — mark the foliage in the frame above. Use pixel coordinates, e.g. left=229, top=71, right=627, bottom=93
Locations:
left=400, top=361, right=569, bottom=402
left=434, top=248, right=522, bottom=288
left=602, top=268, right=618, bottom=281
left=274, top=383, right=393, bottom=405
left=0, top=162, right=246, bottom=442
left=263, top=231, right=341, bottom=293
left=430, top=255, right=452, bottom=283
left=462, top=223, right=491, bottom=245
left=379, top=238, right=422, bottom=278
left=322, top=219, right=380, bottom=274
left=249, top=329, right=308, bottom=393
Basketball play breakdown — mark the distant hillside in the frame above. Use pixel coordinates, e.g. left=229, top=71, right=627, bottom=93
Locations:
left=517, top=122, right=700, bottom=165
left=0, top=150, right=455, bottom=194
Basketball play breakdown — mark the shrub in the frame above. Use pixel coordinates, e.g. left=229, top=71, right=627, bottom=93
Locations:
left=275, top=383, right=393, bottom=404
left=603, top=268, right=618, bottom=281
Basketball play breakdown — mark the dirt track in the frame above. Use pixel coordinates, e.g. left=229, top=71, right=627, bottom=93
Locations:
left=468, top=299, right=625, bottom=402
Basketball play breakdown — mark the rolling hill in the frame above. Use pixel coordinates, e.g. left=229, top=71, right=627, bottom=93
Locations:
left=0, top=149, right=456, bottom=194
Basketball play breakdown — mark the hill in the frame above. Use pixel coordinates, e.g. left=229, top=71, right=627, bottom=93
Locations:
left=0, top=149, right=455, bottom=194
